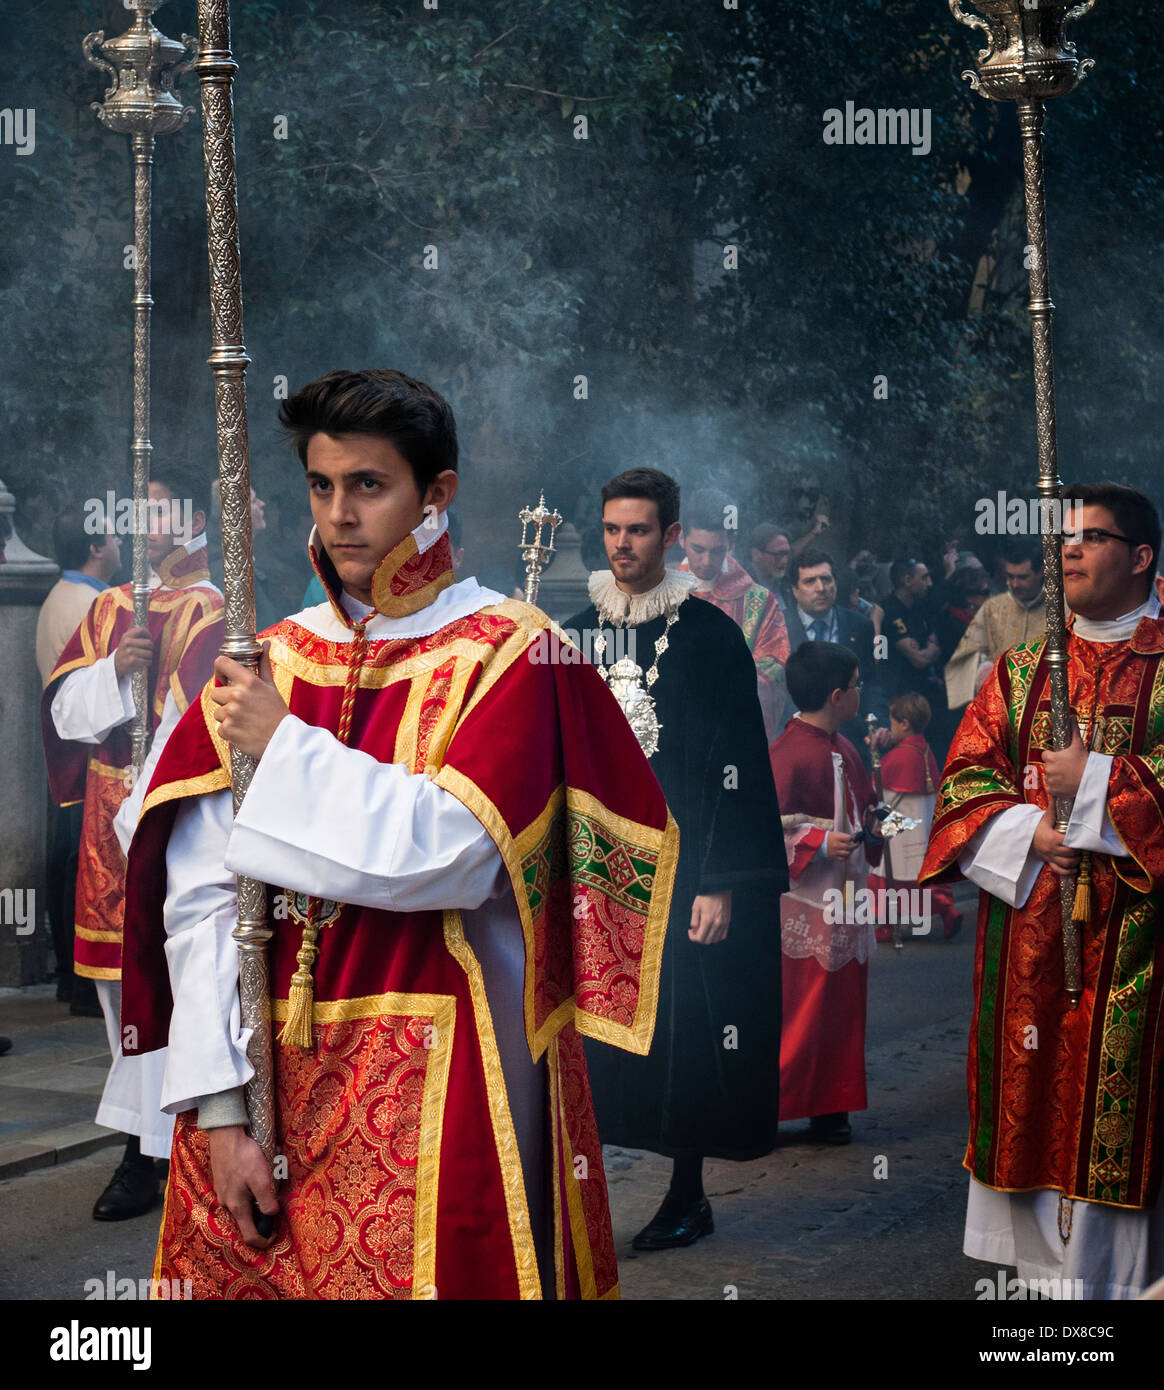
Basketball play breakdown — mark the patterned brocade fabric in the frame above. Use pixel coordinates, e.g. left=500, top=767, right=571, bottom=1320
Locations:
left=161, top=1008, right=450, bottom=1300
left=921, top=622, right=1164, bottom=1208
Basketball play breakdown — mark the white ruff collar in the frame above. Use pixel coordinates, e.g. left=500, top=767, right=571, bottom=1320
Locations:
left=588, top=567, right=696, bottom=625
left=1073, top=593, right=1161, bottom=644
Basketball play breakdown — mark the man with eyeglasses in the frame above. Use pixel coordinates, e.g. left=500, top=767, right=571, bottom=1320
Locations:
left=922, top=481, right=1164, bottom=1299
left=944, top=541, right=1047, bottom=711
left=748, top=523, right=792, bottom=609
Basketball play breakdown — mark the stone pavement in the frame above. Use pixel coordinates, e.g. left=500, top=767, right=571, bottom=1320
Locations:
left=0, top=985, right=123, bottom=1179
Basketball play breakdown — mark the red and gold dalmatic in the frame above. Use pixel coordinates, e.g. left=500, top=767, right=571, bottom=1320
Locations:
left=121, top=527, right=678, bottom=1300
left=921, top=618, right=1164, bottom=1209
left=41, top=546, right=224, bottom=981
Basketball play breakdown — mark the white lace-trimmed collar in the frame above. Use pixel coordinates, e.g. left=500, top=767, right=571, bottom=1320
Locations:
left=588, top=567, right=696, bottom=625
left=291, top=575, right=505, bottom=642
left=1073, top=592, right=1162, bottom=644
left=294, top=515, right=502, bottom=641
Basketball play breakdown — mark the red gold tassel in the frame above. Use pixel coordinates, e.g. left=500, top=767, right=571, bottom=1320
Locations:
left=280, top=904, right=321, bottom=1049
left=278, top=619, right=369, bottom=1052
left=1071, top=852, right=1092, bottom=927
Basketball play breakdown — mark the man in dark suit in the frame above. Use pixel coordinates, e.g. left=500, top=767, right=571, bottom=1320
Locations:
left=783, top=548, right=885, bottom=751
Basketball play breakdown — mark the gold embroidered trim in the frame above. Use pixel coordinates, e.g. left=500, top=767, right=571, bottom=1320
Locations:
left=547, top=1035, right=566, bottom=1302
left=393, top=675, right=428, bottom=769
left=554, top=1041, right=597, bottom=1301
left=139, top=768, right=231, bottom=821
left=441, top=909, right=542, bottom=1300
left=73, top=964, right=121, bottom=980
left=75, top=924, right=123, bottom=943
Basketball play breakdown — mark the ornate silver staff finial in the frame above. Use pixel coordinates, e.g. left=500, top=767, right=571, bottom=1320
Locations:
left=518, top=491, right=563, bottom=604
left=83, top=2, right=194, bottom=786
left=949, top=0, right=1097, bottom=1007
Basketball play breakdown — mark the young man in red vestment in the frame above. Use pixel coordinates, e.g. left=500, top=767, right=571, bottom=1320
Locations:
left=867, top=692, right=961, bottom=943
left=118, top=370, right=678, bottom=1299
left=769, top=641, right=883, bottom=1144
left=922, top=482, right=1164, bottom=1298
left=676, top=487, right=790, bottom=740
left=41, top=480, right=223, bottom=1222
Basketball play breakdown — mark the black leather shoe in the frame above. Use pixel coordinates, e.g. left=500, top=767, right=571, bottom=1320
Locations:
left=631, top=1193, right=713, bottom=1251
left=808, top=1112, right=852, bottom=1145
left=92, top=1159, right=160, bottom=1221
left=0, top=1036, right=12, bottom=1057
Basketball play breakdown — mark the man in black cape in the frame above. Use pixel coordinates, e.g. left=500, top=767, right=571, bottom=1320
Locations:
left=566, top=467, right=787, bottom=1250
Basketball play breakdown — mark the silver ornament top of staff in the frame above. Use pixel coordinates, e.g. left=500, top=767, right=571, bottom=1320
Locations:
left=950, top=1, right=1095, bottom=101
left=518, top=492, right=563, bottom=605
left=83, top=2, right=194, bottom=137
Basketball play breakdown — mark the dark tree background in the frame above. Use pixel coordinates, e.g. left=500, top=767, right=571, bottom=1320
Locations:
left=2, top=0, right=1161, bottom=601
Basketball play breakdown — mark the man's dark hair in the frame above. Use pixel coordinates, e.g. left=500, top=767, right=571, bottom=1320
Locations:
left=889, top=557, right=923, bottom=590
left=950, top=566, right=991, bottom=603
left=600, top=467, right=680, bottom=533
left=682, top=487, right=733, bottom=535
left=1065, top=480, right=1162, bottom=581
left=279, top=369, right=459, bottom=495
left=789, top=547, right=835, bottom=588
left=785, top=640, right=859, bottom=713
left=164, top=477, right=212, bottom=527
left=1001, top=539, right=1043, bottom=571
left=53, top=507, right=99, bottom=571
left=749, top=521, right=788, bottom=553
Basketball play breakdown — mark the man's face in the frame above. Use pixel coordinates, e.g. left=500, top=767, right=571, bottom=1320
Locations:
left=147, top=481, right=177, bottom=568
left=681, top=526, right=730, bottom=583
left=95, top=521, right=121, bottom=580
left=602, top=497, right=678, bottom=594
left=752, top=533, right=790, bottom=585
left=903, top=562, right=932, bottom=598
left=792, top=561, right=836, bottom=616
left=1004, top=559, right=1042, bottom=603
left=307, top=432, right=438, bottom=602
left=834, top=667, right=862, bottom=720
left=1062, top=503, right=1154, bottom=620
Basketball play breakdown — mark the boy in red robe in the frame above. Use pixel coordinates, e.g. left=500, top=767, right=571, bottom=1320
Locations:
left=868, top=692, right=960, bottom=942
left=769, top=641, right=883, bottom=1144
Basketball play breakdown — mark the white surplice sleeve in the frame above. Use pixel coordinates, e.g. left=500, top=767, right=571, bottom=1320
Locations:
left=1063, top=752, right=1127, bottom=857
left=113, top=689, right=184, bottom=858
left=956, top=752, right=1129, bottom=911
left=50, top=652, right=135, bottom=743
left=957, top=803, right=1044, bottom=908
left=223, top=714, right=507, bottom=912
left=160, top=787, right=255, bottom=1114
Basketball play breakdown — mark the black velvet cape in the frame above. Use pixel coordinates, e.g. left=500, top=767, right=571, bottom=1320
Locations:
left=566, top=590, right=789, bottom=1160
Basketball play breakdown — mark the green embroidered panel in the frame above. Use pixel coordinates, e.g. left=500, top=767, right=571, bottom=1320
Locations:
left=973, top=895, right=1008, bottom=1177
left=520, top=808, right=659, bottom=918
left=1088, top=897, right=1157, bottom=1203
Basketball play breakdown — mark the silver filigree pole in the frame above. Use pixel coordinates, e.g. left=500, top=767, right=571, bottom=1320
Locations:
left=950, top=0, right=1096, bottom=1007
left=84, top=3, right=193, bottom=784
left=192, top=1, right=275, bottom=1160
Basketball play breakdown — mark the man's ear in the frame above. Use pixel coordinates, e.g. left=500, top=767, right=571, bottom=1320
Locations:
left=423, top=470, right=459, bottom=514
left=662, top=520, right=682, bottom=550
left=1131, top=543, right=1154, bottom=580
left=190, top=508, right=207, bottom=538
